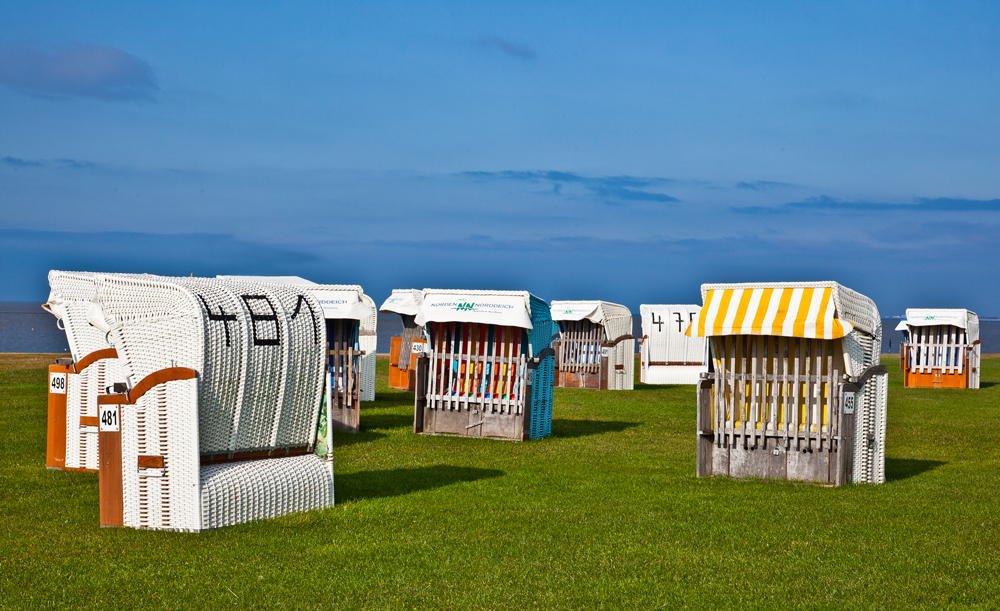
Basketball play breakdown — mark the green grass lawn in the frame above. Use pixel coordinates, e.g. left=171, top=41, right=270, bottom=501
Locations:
left=2, top=356, right=999, bottom=609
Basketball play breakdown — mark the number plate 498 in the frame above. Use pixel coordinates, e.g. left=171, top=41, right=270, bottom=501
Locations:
left=99, top=405, right=120, bottom=432
left=50, top=372, right=67, bottom=394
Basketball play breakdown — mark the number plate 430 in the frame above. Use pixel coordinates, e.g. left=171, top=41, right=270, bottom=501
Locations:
left=99, top=405, right=120, bottom=432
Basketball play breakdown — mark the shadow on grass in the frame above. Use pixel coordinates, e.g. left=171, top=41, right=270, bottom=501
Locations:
left=979, top=381, right=996, bottom=389
left=336, top=465, right=504, bottom=502
left=363, top=412, right=414, bottom=431
left=332, top=430, right=388, bottom=447
left=552, top=418, right=640, bottom=438
left=366, top=391, right=414, bottom=409
left=885, top=457, right=946, bottom=481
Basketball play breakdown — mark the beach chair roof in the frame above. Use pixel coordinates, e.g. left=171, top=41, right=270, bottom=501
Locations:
left=550, top=300, right=632, bottom=341
left=902, top=309, right=977, bottom=329
left=549, top=300, right=631, bottom=323
left=685, top=281, right=880, bottom=340
left=415, top=289, right=538, bottom=329
left=900, top=309, right=979, bottom=342
left=95, top=274, right=327, bottom=454
left=379, top=289, right=423, bottom=316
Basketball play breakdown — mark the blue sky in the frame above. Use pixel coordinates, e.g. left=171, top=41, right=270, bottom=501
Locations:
left=2, top=1, right=999, bottom=315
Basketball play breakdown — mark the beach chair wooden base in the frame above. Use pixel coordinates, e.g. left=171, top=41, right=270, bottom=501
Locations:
left=901, top=333, right=980, bottom=389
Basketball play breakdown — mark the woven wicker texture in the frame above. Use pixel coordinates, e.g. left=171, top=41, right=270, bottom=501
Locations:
left=64, top=358, right=121, bottom=470
left=609, top=338, right=634, bottom=391
left=383, top=290, right=425, bottom=370
left=218, top=278, right=376, bottom=403
left=97, top=275, right=326, bottom=454
left=527, top=295, right=555, bottom=438
left=47, top=271, right=126, bottom=471
left=639, top=304, right=708, bottom=385
left=843, top=330, right=885, bottom=484
left=359, top=293, right=377, bottom=402
left=47, top=271, right=116, bottom=360
left=89, top=273, right=332, bottom=530
left=122, top=377, right=201, bottom=531
left=398, top=315, right=423, bottom=370
left=200, top=454, right=334, bottom=531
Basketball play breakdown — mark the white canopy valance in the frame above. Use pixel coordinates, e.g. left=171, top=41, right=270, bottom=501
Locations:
left=380, top=289, right=423, bottom=316
left=309, top=290, right=374, bottom=320
left=549, top=301, right=602, bottom=323
left=415, top=291, right=533, bottom=329
left=903, top=309, right=974, bottom=329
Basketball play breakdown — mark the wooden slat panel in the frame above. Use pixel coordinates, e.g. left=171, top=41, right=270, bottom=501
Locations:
left=138, top=455, right=164, bottom=469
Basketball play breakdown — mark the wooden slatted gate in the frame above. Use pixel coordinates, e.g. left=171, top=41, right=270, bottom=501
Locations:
left=414, top=322, right=531, bottom=440
left=554, top=319, right=605, bottom=389
left=902, top=325, right=977, bottom=388
left=327, top=319, right=361, bottom=432
left=696, top=336, right=855, bottom=485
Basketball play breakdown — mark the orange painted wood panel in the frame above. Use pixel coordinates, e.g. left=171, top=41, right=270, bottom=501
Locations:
left=99, top=408, right=124, bottom=527
left=389, top=336, right=401, bottom=367
left=388, top=336, right=413, bottom=390
left=904, top=367, right=969, bottom=389
left=46, top=364, right=72, bottom=470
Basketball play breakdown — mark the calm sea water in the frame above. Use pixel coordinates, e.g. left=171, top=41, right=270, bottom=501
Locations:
left=3, top=303, right=997, bottom=355
left=0, top=302, right=72, bottom=353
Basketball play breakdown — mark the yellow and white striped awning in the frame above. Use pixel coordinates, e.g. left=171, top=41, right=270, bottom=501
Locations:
left=685, top=286, right=853, bottom=339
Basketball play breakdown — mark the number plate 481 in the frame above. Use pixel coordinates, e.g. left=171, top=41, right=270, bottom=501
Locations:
left=99, top=405, right=120, bottom=432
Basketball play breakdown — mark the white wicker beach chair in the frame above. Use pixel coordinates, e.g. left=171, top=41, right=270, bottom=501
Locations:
left=43, top=271, right=125, bottom=471
left=92, top=274, right=333, bottom=531
left=358, top=293, right=378, bottom=402
left=687, top=282, right=887, bottom=485
left=550, top=300, right=634, bottom=390
left=638, top=305, right=708, bottom=385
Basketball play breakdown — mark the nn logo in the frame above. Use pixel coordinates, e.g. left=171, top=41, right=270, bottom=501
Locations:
left=456, top=302, right=475, bottom=311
